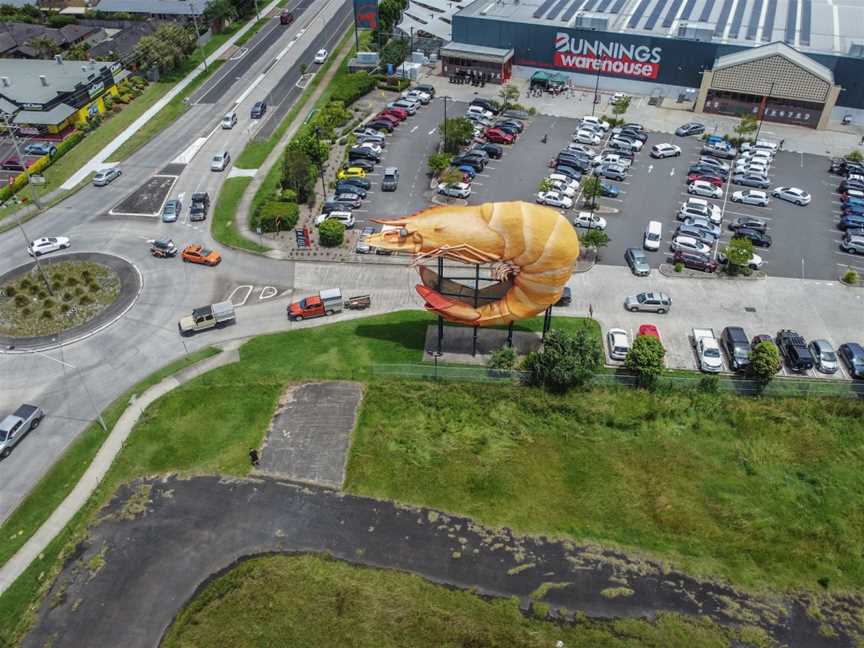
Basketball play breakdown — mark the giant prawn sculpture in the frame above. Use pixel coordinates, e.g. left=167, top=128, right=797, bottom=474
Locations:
left=364, top=201, right=580, bottom=327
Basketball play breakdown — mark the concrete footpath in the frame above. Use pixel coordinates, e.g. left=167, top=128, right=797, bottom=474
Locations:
left=60, top=0, right=286, bottom=191
left=0, top=344, right=241, bottom=596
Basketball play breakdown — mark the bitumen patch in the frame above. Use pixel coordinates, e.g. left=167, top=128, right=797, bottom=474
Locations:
left=257, top=381, right=362, bottom=488
left=22, top=475, right=861, bottom=648
left=109, top=175, right=177, bottom=218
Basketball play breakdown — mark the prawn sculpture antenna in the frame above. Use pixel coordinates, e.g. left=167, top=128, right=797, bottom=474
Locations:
left=364, top=201, right=580, bottom=327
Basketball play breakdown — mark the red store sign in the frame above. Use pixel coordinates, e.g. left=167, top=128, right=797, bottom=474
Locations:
left=554, top=33, right=662, bottom=79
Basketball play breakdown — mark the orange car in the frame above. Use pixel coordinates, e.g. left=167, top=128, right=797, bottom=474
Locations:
left=181, top=244, right=221, bottom=266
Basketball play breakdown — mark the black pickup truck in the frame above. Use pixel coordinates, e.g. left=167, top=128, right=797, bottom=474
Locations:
left=776, top=330, right=814, bottom=372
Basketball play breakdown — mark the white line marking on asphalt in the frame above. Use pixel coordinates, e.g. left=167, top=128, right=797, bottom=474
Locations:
left=228, top=285, right=253, bottom=306
left=410, top=125, right=418, bottom=133
left=647, top=164, right=653, bottom=173
left=670, top=168, right=675, bottom=176
left=427, top=128, right=436, bottom=135
left=259, top=286, right=278, bottom=300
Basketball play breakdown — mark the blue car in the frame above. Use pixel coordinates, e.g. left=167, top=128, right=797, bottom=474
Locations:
left=843, top=203, right=864, bottom=216
left=839, top=215, right=864, bottom=230
left=705, top=134, right=724, bottom=145
left=555, top=165, right=581, bottom=181
left=599, top=181, right=619, bottom=198
left=842, top=196, right=864, bottom=208
left=457, top=164, right=476, bottom=179
left=23, top=142, right=57, bottom=156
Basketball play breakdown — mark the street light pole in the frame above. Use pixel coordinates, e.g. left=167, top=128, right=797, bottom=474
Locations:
left=254, top=0, right=260, bottom=21
left=190, top=4, right=207, bottom=72
left=31, top=350, right=107, bottom=432
left=314, top=126, right=327, bottom=198
left=443, top=95, right=448, bottom=151
left=3, top=112, right=41, bottom=209
left=591, top=65, right=600, bottom=117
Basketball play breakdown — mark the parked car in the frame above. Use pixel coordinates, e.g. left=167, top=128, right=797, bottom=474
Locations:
left=27, top=236, right=70, bottom=257
left=687, top=172, right=723, bottom=186
left=315, top=211, right=355, bottom=228
left=366, top=119, right=394, bottom=132
left=479, top=142, right=503, bottom=158
left=0, top=404, right=44, bottom=459
left=679, top=198, right=722, bottom=224
left=92, top=166, right=121, bottom=186
left=729, top=216, right=768, bottom=232
left=776, top=329, right=815, bottom=372
left=346, top=158, right=375, bottom=172
left=721, top=326, right=751, bottom=371
left=671, top=235, right=711, bottom=256
left=23, top=142, right=56, bottom=156
left=675, top=122, right=705, bottom=136
left=618, top=128, right=647, bottom=142
left=349, top=147, right=379, bottom=163
left=1, top=157, right=24, bottom=171
left=280, top=9, right=294, bottom=23
left=688, top=180, right=723, bottom=199
left=676, top=223, right=716, bottom=245
left=251, top=101, right=267, bottom=118
left=840, top=232, right=864, bottom=254
left=337, top=176, right=370, bottom=191
left=732, top=227, right=772, bottom=247
left=438, top=182, right=471, bottom=198
left=337, top=166, right=367, bottom=180
left=809, top=339, right=839, bottom=374
left=182, top=244, right=221, bottom=266
left=838, top=214, right=864, bottom=231
left=536, top=191, right=573, bottom=209
left=689, top=163, right=728, bottom=179
left=609, top=137, right=642, bottom=151
left=554, top=165, right=581, bottom=181
left=390, top=99, right=418, bottom=115
left=644, top=220, right=662, bottom=251
left=599, top=181, right=619, bottom=198
left=161, top=198, right=182, bottom=223
left=596, top=164, right=626, bottom=181
left=211, top=151, right=231, bottom=171
left=717, top=250, right=763, bottom=270
left=355, top=226, right=376, bottom=254
left=581, top=115, right=609, bottom=131
left=572, top=211, right=607, bottom=229
left=698, top=156, right=729, bottom=172
left=572, top=129, right=601, bottom=146
left=838, top=343, right=864, bottom=378
left=732, top=173, right=770, bottom=189
left=606, top=328, right=631, bottom=361
left=381, top=167, right=399, bottom=191
left=313, top=48, right=328, bottom=63
left=772, top=186, right=811, bottom=205
left=190, top=192, right=209, bottom=222
left=624, top=291, right=671, bottom=314
left=673, top=250, right=717, bottom=273
left=731, top=189, right=769, bottom=206
left=484, top=128, right=514, bottom=144
left=638, top=324, right=661, bottom=341
left=702, top=142, right=736, bottom=159
left=625, top=247, right=650, bottom=276
left=334, top=192, right=363, bottom=208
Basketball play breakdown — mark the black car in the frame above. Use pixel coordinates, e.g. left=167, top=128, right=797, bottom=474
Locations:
left=618, top=122, right=644, bottom=132
left=776, top=330, right=814, bottom=372
left=451, top=154, right=485, bottom=172
left=349, top=147, right=379, bottom=162
left=337, top=176, right=371, bottom=191
left=556, top=154, right=590, bottom=171
left=366, top=119, right=394, bottom=132
left=251, top=101, right=267, bottom=118
left=334, top=192, right=363, bottom=208
left=689, top=163, right=728, bottom=179
left=840, top=178, right=864, bottom=193
left=676, top=122, right=705, bottom=136
left=495, top=119, right=523, bottom=133
left=830, top=158, right=864, bottom=176
left=618, top=129, right=647, bottom=142
left=470, top=98, right=498, bottom=114
left=336, top=182, right=367, bottom=198
left=733, top=227, right=772, bottom=247
left=729, top=216, right=768, bottom=232
left=190, top=191, right=210, bottom=222
left=345, top=158, right=374, bottom=172
left=479, top=142, right=503, bottom=159
left=323, top=200, right=355, bottom=213
left=838, top=343, right=864, bottom=378
left=721, top=326, right=751, bottom=372
left=555, top=165, right=581, bottom=180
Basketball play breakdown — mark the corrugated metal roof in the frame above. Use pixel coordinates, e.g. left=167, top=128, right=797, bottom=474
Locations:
left=92, top=0, right=206, bottom=16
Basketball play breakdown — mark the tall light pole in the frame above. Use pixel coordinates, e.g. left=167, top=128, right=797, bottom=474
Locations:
left=32, top=350, right=107, bottom=432
left=190, top=4, right=207, bottom=72
left=442, top=95, right=449, bottom=153
left=254, top=0, right=260, bottom=21
left=754, top=81, right=775, bottom=142
left=591, top=62, right=601, bottom=117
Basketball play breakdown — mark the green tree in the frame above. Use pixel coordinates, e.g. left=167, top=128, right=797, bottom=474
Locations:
left=377, top=0, right=402, bottom=33
left=579, top=228, right=609, bottom=259
left=498, top=83, right=520, bottom=113
left=734, top=114, right=758, bottom=140
left=439, top=117, right=474, bottom=154
left=319, top=219, right=345, bottom=247
left=580, top=175, right=603, bottom=208
left=439, top=167, right=464, bottom=186
left=625, top=334, right=665, bottom=387
left=538, top=178, right=554, bottom=193
left=848, top=150, right=864, bottom=163
left=487, top=346, right=517, bottom=370
left=65, top=42, right=90, bottom=61
left=611, top=96, right=631, bottom=118
left=28, top=35, right=59, bottom=58
left=380, top=38, right=408, bottom=67
left=723, top=237, right=753, bottom=275
left=427, top=152, right=450, bottom=177
left=281, top=149, right=315, bottom=203
left=522, top=329, right=601, bottom=393
left=204, top=0, right=237, bottom=32
left=749, top=340, right=781, bottom=385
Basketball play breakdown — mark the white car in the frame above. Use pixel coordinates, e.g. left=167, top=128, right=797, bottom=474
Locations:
left=718, top=251, right=763, bottom=270
left=606, top=328, right=631, bottom=361
left=572, top=130, right=601, bottom=145
left=688, top=180, right=723, bottom=199
left=610, top=137, right=642, bottom=151
left=314, top=211, right=354, bottom=228
left=644, top=220, right=662, bottom=251
left=437, top=182, right=471, bottom=198
left=402, top=89, right=430, bottom=104
left=671, top=235, right=711, bottom=256
left=355, top=142, right=383, bottom=156
left=567, top=143, right=595, bottom=156
left=581, top=115, right=610, bottom=131
left=772, top=186, right=811, bottom=205
left=466, top=105, right=494, bottom=120
left=547, top=173, right=579, bottom=190
left=313, top=49, right=328, bottom=63
left=610, top=92, right=628, bottom=105
left=546, top=179, right=577, bottom=197
left=28, top=236, right=70, bottom=257
left=592, top=153, right=631, bottom=168
left=92, top=166, right=121, bottom=186
left=735, top=161, right=769, bottom=176
left=536, top=191, right=573, bottom=209
left=572, top=211, right=607, bottom=229
left=650, top=143, right=681, bottom=158
left=681, top=197, right=722, bottom=225
left=211, top=151, right=231, bottom=171
left=731, top=189, right=769, bottom=206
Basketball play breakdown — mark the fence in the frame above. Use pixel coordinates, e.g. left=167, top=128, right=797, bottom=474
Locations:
left=369, top=363, right=864, bottom=398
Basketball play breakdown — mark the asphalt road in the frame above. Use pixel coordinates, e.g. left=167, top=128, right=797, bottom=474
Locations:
left=0, top=0, right=351, bottom=523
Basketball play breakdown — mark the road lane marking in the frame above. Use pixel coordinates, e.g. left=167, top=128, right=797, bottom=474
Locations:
left=228, top=285, right=254, bottom=306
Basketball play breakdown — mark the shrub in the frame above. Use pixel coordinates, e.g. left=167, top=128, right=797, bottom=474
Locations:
left=698, top=375, right=720, bottom=393
left=278, top=188, right=298, bottom=203
left=749, top=340, right=781, bottom=385
left=60, top=303, right=71, bottom=313
left=848, top=150, right=864, bottom=163
left=522, top=329, right=601, bottom=393
left=79, top=295, right=93, bottom=305
left=62, top=292, right=72, bottom=301
left=41, top=310, right=53, bottom=319
left=624, top=334, right=666, bottom=387
left=674, top=262, right=683, bottom=272
left=42, top=298, right=55, bottom=309
left=4, top=285, right=16, bottom=297
left=487, top=346, right=517, bottom=370
left=13, top=294, right=27, bottom=307
left=252, top=200, right=299, bottom=233
left=330, top=72, right=376, bottom=107
left=843, top=269, right=859, bottom=284
left=319, top=219, right=345, bottom=247
left=20, top=307, right=30, bottom=317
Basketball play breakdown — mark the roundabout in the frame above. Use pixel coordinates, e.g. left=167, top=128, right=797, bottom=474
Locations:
left=0, top=252, right=142, bottom=353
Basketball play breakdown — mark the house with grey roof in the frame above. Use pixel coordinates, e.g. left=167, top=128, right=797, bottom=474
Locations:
left=92, top=0, right=207, bottom=18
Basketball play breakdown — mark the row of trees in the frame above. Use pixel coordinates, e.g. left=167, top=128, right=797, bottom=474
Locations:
left=204, top=0, right=260, bottom=31
left=134, top=23, right=198, bottom=74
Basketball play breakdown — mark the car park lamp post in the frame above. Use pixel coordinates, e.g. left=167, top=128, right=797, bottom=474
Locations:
left=754, top=81, right=775, bottom=142
left=31, top=350, right=107, bottom=432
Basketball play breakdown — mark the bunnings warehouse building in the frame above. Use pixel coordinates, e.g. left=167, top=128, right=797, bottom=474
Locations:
left=439, top=0, right=864, bottom=129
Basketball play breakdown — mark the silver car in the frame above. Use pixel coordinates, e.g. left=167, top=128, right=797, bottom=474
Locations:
left=92, top=166, right=121, bottom=186
left=624, top=291, right=671, bottom=314
left=809, top=339, right=839, bottom=374
left=625, top=247, right=650, bottom=276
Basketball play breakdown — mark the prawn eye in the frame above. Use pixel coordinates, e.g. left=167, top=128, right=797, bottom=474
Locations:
left=400, top=227, right=409, bottom=238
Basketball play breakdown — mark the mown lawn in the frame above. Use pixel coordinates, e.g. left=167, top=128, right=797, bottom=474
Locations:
left=211, top=177, right=268, bottom=253
left=161, top=555, right=770, bottom=648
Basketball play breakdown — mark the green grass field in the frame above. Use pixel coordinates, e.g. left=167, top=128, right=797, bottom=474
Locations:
left=211, top=177, right=268, bottom=253
left=161, top=555, right=771, bottom=648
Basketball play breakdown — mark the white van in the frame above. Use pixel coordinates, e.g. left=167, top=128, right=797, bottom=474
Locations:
left=314, top=211, right=355, bottom=229
left=221, top=112, right=237, bottom=129
left=644, top=220, right=662, bottom=251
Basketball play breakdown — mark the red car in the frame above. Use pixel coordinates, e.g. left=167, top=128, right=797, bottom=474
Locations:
left=280, top=9, right=294, bottom=24
left=383, top=107, right=408, bottom=120
left=375, top=112, right=400, bottom=126
left=638, top=324, right=661, bottom=340
left=687, top=173, right=723, bottom=186
left=484, top=128, right=514, bottom=144
left=1, top=157, right=24, bottom=171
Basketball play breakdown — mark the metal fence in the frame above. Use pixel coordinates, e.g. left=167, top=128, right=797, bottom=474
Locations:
left=369, top=364, right=864, bottom=398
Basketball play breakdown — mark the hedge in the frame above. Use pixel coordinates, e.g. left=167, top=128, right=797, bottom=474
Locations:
left=319, top=218, right=345, bottom=247
left=251, top=200, right=299, bottom=232
left=330, top=72, right=376, bottom=107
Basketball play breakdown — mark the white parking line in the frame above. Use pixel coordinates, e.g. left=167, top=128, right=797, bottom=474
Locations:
left=410, top=125, right=418, bottom=133
left=227, top=285, right=253, bottom=306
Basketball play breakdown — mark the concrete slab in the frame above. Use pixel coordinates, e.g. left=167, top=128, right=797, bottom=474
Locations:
left=257, top=381, right=362, bottom=488
left=423, top=324, right=542, bottom=364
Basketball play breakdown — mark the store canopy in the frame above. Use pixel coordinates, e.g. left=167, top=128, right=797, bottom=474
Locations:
left=531, top=70, right=567, bottom=86
left=13, top=103, right=76, bottom=125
